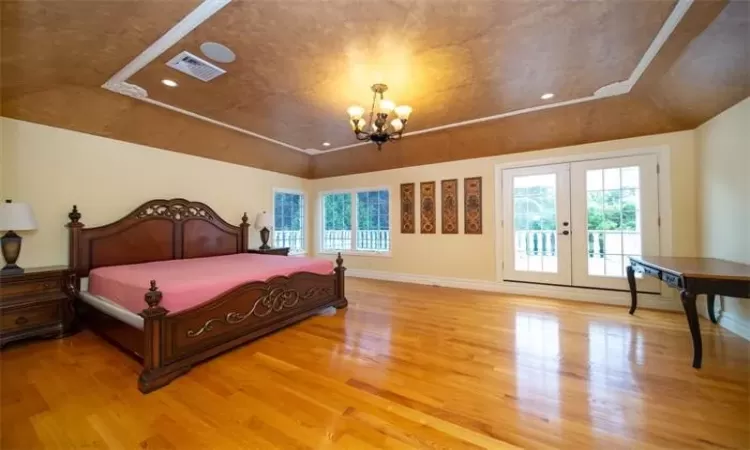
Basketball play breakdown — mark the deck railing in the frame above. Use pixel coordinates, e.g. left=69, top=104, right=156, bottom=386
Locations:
left=273, top=230, right=304, bottom=252
left=322, top=230, right=390, bottom=252
left=514, top=230, right=640, bottom=257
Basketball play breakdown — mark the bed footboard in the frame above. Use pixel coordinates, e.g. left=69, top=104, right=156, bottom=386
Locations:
left=138, top=254, right=347, bottom=393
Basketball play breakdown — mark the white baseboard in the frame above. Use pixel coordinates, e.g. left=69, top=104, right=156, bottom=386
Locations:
left=347, top=269, right=682, bottom=312
left=698, top=298, right=750, bottom=341
left=716, top=312, right=750, bottom=341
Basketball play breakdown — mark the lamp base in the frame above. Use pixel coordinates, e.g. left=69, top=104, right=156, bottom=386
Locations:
left=0, top=264, right=24, bottom=276
left=1, top=230, right=23, bottom=276
left=259, top=227, right=271, bottom=250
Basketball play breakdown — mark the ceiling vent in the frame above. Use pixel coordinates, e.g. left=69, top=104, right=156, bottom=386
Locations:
left=166, top=51, right=226, bottom=82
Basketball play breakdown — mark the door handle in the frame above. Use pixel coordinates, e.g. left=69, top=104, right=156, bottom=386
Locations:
left=559, top=230, right=570, bottom=236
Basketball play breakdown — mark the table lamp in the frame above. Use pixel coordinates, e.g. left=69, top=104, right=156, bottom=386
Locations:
left=0, top=200, right=38, bottom=275
left=254, top=211, right=273, bottom=250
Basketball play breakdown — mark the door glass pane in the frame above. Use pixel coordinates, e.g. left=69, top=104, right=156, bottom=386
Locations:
left=586, top=166, right=641, bottom=277
left=512, top=174, right=558, bottom=273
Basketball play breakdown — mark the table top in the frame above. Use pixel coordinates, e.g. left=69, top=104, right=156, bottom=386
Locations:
left=0, top=265, right=69, bottom=279
left=630, top=256, right=750, bottom=281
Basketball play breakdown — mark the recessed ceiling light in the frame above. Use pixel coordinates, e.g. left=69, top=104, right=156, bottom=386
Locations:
left=541, top=93, right=554, bottom=100
left=322, top=142, right=331, bottom=147
left=161, top=79, right=178, bottom=87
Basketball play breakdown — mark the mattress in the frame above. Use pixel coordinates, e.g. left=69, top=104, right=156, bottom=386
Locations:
left=88, top=253, right=334, bottom=315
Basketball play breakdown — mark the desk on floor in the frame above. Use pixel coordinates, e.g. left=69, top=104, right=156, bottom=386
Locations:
left=627, top=256, right=750, bottom=368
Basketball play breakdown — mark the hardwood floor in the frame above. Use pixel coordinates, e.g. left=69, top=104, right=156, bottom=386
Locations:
left=1, top=278, right=748, bottom=449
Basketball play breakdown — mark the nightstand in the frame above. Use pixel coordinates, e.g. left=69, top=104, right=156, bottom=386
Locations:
left=0, top=266, right=75, bottom=348
left=247, top=247, right=290, bottom=256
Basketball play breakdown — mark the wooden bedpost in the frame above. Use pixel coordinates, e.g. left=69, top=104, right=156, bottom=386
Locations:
left=334, top=253, right=348, bottom=309
left=240, top=212, right=249, bottom=251
left=138, top=280, right=174, bottom=393
left=66, top=205, right=83, bottom=272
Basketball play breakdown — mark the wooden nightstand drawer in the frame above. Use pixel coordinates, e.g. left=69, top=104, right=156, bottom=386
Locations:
left=1, top=278, right=61, bottom=299
left=0, top=266, right=74, bottom=348
left=1, top=301, right=61, bottom=333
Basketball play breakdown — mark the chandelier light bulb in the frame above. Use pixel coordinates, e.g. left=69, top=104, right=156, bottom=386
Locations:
left=379, top=99, right=395, bottom=114
left=394, top=105, right=412, bottom=120
left=347, top=105, right=365, bottom=120
left=390, top=118, right=403, bottom=132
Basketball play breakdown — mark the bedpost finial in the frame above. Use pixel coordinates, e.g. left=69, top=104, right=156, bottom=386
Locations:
left=336, top=252, right=343, bottom=267
left=69, top=205, right=81, bottom=223
left=145, top=280, right=162, bottom=308
left=242, top=212, right=248, bottom=224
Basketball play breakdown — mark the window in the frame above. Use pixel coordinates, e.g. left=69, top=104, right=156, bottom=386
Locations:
left=321, top=188, right=390, bottom=254
left=273, top=190, right=305, bottom=254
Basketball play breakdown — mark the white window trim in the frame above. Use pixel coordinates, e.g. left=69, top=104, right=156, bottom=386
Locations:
left=318, top=186, right=393, bottom=257
left=272, top=187, right=307, bottom=255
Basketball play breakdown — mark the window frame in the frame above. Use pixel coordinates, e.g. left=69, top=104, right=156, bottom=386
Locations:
left=318, top=186, right=392, bottom=257
left=272, top=187, right=307, bottom=255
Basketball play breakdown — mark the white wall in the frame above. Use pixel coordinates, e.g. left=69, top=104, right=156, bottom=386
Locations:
left=0, top=118, right=309, bottom=268
left=696, top=97, right=750, bottom=339
left=309, top=131, right=699, bottom=285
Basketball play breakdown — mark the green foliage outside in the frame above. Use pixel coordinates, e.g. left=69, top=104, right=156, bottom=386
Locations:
left=513, top=187, right=638, bottom=231
left=323, top=191, right=390, bottom=231
left=274, top=192, right=303, bottom=231
left=323, top=193, right=352, bottom=230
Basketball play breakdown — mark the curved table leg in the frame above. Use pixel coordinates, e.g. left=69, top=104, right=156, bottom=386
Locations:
left=706, top=294, right=717, bottom=324
left=680, top=290, right=703, bottom=369
left=627, top=265, right=637, bottom=315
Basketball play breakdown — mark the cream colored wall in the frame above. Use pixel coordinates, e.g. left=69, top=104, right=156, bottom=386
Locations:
left=310, top=131, right=699, bottom=281
left=0, top=118, right=309, bottom=268
left=696, top=97, right=750, bottom=335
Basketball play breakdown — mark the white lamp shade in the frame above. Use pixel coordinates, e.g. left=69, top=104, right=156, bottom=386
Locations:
left=347, top=105, right=365, bottom=120
left=0, top=201, right=37, bottom=231
left=394, top=105, right=412, bottom=120
left=379, top=99, right=395, bottom=114
left=254, top=211, right=273, bottom=230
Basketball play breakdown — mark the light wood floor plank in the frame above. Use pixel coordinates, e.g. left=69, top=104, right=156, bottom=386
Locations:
left=1, top=278, right=748, bottom=449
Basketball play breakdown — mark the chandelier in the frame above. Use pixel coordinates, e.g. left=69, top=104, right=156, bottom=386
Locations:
left=347, top=83, right=412, bottom=150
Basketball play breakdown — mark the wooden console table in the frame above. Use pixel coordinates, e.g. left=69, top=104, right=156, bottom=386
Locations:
left=627, top=256, right=750, bottom=369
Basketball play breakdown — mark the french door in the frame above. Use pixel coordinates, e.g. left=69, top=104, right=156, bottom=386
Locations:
left=502, top=155, right=661, bottom=292
left=502, top=163, right=572, bottom=285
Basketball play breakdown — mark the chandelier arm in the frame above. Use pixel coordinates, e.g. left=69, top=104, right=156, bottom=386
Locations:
left=367, top=90, right=377, bottom=133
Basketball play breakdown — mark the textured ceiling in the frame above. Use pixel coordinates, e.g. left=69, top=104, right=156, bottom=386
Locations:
left=1, top=0, right=748, bottom=179
left=128, top=0, right=676, bottom=150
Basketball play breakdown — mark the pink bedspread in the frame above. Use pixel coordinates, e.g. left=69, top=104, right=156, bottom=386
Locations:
left=88, top=253, right=334, bottom=314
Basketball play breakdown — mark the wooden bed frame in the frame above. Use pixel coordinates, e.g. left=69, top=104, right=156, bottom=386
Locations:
left=65, top=198, right=347, bottom=393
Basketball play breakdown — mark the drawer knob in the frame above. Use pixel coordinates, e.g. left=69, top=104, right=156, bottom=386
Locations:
left=15, top=316, right=28, bottom=326
left=43, top=282, right=53, bottom=289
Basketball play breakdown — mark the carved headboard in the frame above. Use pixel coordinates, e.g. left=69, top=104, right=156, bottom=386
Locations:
left=67, top=199, right=249, bottom=277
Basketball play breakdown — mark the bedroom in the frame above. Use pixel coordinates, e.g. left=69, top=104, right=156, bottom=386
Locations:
left=1, top=0, right=749, bottom=448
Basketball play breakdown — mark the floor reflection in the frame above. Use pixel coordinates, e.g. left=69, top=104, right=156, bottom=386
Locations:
left=342, top=308, right=393, bottom=365
left=587, top=322, right=644, bottom=436
left=515, top=312, right=561, bottom=423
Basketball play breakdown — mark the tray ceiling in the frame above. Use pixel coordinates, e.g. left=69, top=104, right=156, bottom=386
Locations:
left=127, top=0, right=678, bottom=151
left=1, top=0, right=748, bottom=178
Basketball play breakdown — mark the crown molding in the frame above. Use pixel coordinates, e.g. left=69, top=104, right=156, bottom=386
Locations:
left=102, top=0, right=692, bottom=156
